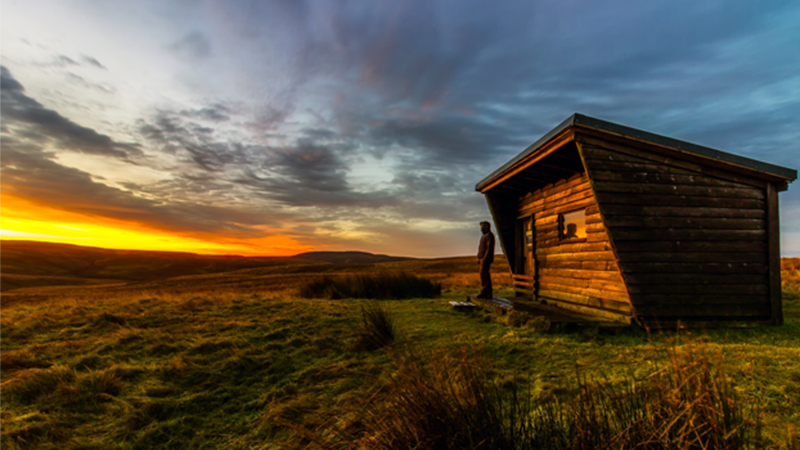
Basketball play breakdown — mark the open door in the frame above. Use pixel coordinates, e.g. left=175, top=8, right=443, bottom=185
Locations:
left=512, top=215, right=536, bottom=298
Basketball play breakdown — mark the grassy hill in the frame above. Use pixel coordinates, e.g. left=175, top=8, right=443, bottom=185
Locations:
left=291, top=251, right=415, bottom=264
left=1, top=249, right=798, bottom=449
left=0, top=241, right=424, bottom=292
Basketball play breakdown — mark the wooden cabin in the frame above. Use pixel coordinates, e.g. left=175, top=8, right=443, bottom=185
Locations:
left=476, top=114, right=796, bottom=326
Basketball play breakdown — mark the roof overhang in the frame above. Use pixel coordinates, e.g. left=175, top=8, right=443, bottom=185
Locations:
left=476, top=113, right=798, bottom=193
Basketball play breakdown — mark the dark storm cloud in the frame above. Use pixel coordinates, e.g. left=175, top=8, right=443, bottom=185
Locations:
left=272, top=141, right=348, bottom=192
left=680, top=111, right=800, bottom=160
left=429, top=0, right=789, bottom=107
left=136, top=108, right=395, bottom=208
left=80, top=55, right=106, bottom=69
left=168, top=31, right=212, bottom=61
left=52, top=55, right=79, bottom=67
left=0, top=66, right=139, bottom=159
left=300, top=127, right=337, bottom=141
left=235, top=139, right=397, bottom=208
left=326, top=0, right=479, bottom=108
left=37, top=54, right=107, bottom=69
left=305, top=0, right=798, bottom=204
left=178, top=104, right=231, bottom=122
left=364, top=112, right=529, bottom=166
left=138, top=112, right=245, bottom=171
left=314, top=0, right=795, bottom=133
left=65, top=72, right=116, bottom=94
left=268, top=0, right=797, bottom=246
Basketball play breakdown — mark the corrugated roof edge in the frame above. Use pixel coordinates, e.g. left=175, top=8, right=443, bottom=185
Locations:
left=476, top=113, right=798, bottom=191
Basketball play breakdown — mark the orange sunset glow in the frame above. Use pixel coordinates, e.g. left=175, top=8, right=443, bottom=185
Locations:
left=2, top=0, right=799, bottom=259
left=0, top=194, right=312, bottom=256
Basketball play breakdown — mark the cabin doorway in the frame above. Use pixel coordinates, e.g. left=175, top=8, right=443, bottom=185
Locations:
left=513, top=215, right=536, bottom=298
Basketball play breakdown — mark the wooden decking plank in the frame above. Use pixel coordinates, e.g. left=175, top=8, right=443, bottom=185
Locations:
left=467, top=295, right=626, bottom=325
left=449, top=301, right=476, bottom=309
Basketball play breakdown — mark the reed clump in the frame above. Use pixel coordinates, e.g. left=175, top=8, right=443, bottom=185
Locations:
left=353, top=301, right=397, bottom=351
left=298, top=342, right=764, bottom=450
left=535, top=344, right=760, bottom=450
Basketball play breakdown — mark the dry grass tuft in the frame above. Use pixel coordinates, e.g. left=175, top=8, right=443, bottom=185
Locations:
left=293, top=342, right=765, bottom=450
left=506, top=310, right=532, bottom=328
left=353, top=301, right=397, bottom=351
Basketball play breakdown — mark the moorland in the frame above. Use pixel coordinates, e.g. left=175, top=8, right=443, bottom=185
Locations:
left=1, top=241, right=799, bottom=449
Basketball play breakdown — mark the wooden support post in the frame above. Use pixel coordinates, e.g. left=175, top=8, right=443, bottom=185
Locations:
left=767, top=183, right=783, bottom=325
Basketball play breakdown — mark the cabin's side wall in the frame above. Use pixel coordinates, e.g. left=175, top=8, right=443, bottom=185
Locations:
left=578, top=137, right=771, bottom=322
left=518, top=172, right=632, bottom=322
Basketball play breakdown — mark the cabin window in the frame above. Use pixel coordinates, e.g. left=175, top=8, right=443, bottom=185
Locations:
left=558, top=209, right=587, bottom=241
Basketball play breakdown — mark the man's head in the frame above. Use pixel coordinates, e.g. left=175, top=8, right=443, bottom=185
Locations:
left=480, top=221, right=491, bottom=234
left=567, top=223, right=577, bottom=236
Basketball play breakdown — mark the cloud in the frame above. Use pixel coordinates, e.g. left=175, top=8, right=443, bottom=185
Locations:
left=235, top=139, right=398, bottom=208
left=135, top=107, right=398, bottom=209
left=3, top=0, right=799, bottom=256
left=168, top=31, right=212, bottom=61
left=179, top=104, right=231, bottom=122
left=52, top=55, right=79, bottom=67
left=65, top=72, right=116, bottom=94
left=80, top=55, right=106, bottom=69
left=35, top=54, right=107, bottom=70
left=137, top=112, right=244, bottom=172
left=0, top=136, right=272, bottom=236
left=0, top=66, right=139, bottom=159
left=0, top=68, right=284, bottom=237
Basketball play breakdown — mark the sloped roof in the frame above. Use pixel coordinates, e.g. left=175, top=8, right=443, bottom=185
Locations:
left=476, top=113, right=797, bottom=192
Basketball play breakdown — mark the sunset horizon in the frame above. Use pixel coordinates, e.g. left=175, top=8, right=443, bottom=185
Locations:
left=2, top=1, right=799, bottom=259
left=0, top=236, right=433, bottom=259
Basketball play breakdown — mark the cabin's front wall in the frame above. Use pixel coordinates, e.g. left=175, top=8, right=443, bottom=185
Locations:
left=577, top=136, right=771, bottom=322
left=516, top=171, right=632, bottom=322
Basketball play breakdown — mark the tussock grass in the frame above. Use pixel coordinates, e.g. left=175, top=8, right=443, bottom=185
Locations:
left=1, top=258, right=798, bottom=449
left=506, top=309, right=532, bottom=328
left=299, top=272, right=441, bottom=299
left=353, top=301, right=397, bottom=351
left=0, top=348, right=53, bottom=372
left=527, top=316, right=551, bottom=333
left=298, top=343, right=764, bottom=450
left=542, top=344, right=758, bottom=450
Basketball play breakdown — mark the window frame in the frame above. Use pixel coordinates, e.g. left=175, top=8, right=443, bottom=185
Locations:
left=557, top=208, right=588, bottom=244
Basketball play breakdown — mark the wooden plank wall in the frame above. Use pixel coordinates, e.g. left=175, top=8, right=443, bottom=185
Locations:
left=518, top=172, right=632, bottom=321
left=578, top=137, right=771, bottom=322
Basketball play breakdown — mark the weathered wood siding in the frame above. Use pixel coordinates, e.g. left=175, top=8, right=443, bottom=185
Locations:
left=518, top=172, right=632, bottom=321
left=578, top=137, right=770, bottom=321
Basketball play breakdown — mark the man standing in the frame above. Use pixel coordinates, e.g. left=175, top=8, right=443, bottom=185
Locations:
left=477, top=221, right=495, bottom=299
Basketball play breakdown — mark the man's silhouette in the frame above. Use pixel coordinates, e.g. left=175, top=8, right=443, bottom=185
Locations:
left=477, top=221, right=495, bottom=299
left=564, top=223, right=578, bottom=239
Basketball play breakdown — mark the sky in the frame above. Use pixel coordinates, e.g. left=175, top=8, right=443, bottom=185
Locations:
left=1, top=0, right=799, bottom=258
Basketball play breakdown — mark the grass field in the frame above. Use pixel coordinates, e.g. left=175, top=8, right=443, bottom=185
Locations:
left=1, top=254, right=799, bottom=449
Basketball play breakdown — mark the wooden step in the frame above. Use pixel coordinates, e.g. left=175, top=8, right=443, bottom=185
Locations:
left=449, top=301, right=476, bottom=310
left=468, top=294, right=631, bottom=326
left=468, top=295, right=515, bottom=310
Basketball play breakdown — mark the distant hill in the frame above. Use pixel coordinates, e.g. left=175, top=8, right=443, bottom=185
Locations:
left=0, top=241, right=415, bottom=292
left=0, top=241, right=290, bottom=292
left=291, top=251, right=416, bottom=264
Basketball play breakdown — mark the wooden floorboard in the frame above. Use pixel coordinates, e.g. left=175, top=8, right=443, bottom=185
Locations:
left=467, top=295, right=624, bottom=325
